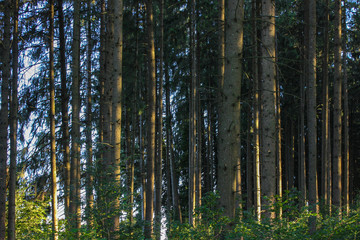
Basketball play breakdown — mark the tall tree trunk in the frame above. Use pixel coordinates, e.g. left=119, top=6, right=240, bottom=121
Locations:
left=217, top=0, right=244, bottom=220
left=155, top=0, right=164, bottom=237
left=0, top=1, right=11, bottom=238
left=307, top=0, right=318, bottom=231
left=8, top=0, right=19, bottom=238
left=260, top=0, right=276, bottom=220
left=189, top=0, right=197, bottom=226
left=111, top=0, right=123, bottom=235
left=70, top=0, right=82, bottom=236
left=321, top=0, right=330, bottom=213
left=145, top=0, right=156, bottom=237
left=253, top=0, right=261, bottom=222
left=342, top=1, right=349, bottom=215
left=246, top=108, right=253, bottom=211
left=49, top=0, right=59, bottom=238
left=58, top=0, right=70, bottom=221
left=333, top=0, right=342, bottom=212
left=85, top=0, right=94, bottom=228
left=276, top=68, right=282, bottom=219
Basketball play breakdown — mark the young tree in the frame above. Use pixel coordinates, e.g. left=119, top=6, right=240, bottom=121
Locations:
left=217, top=0, right=244, bottom=219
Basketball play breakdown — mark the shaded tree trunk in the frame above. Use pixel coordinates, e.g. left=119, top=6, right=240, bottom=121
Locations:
left=70, top=0, right=82, bottom=236
left=0, top=1, right=11, bottom=238
left=85, top=0, right=94, bottom=228
left=58, top=0, right=71, bottom=221
left=8, top=0, right=19, bottom=238
left=145, top=0, right=157, bottom=237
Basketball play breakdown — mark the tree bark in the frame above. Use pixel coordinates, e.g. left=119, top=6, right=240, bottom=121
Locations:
left=145, top=0, right=157, bottom=237
left=8, top=0, right=19, bottom=238
left=333, top=0, right=342, bottom=212
left=260, top=0, right=276, bottom=220
left=217, top=0, right=244, bottom=220
left=70, top=0, right=82, bottom=236
left=85, top=0, right=94, bottom=228
left=58, top=0, right=71, bottom=221
left=0, top=1, right=11, bottom=238
left=50, top=0, right=59, bottom=238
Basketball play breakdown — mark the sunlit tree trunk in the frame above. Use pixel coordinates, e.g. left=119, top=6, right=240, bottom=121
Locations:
left=253, top=0, right=261, bottom=222
left=276, top=68, right=282, bottom=219
left=145, top=0, right=156, bottom=237
left=85, top=0, right=94, bottom=228
left=49, top=0, right=59, bottom=238
left=111, top=0, right=123, bottom=235
left=70, top=0, right=82, bottom=236
left=58, top=0, right=70, bottom=221
left=333, top=0, right=342, bottom=212
left=0, top=1, right=11, bottom=238
left=8, top=0, right=19, bottom=238
left=260, top=0, right=276, bottom=220
left=217, top=0, right=244, bottom=220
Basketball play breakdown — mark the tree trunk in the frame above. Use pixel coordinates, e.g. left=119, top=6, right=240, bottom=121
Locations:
left=155, top=0, right=164, bottom=237
left=321, top=0, right=330, bottom=213
left=0, top=1, right=11, bottom=238
left=85, top=0, right=94, bottom=228
left=111, top=0, right=123, bottom=235
left=342, top=1, right=349, bottom=215
left=70, top=0, right=82, bottom=236
left=276, top=68, right=282, bottom=219
left=8, top=0, right=19, bottom=238
left=58, top=0, right=71, bottom=221
left=260, top=0, right=276, bottom=220
left=217, top=0, right=243, bottom=220
left=49, top=0, right=59, bottom=238
left=333, top=0, right=342, bottom=212
left=145, top=0, right=157, bottom=237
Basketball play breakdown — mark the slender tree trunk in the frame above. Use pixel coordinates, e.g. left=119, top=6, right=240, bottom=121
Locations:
left=85, top=0, right=94, bottom=228
left=321, top=0, right=330, bottom=212
left=333, top=0, right=342, bottom=212
left=342, top=1, right=349, bottom=215
left=260, top=0, right=276, bottom=220
left=246, top=108, right=253, bottom=211
left=307, top=0, right=318, bottom=231
left=299, top=49, right=306, bottom=208
left=253, top=0, right=261, bottom=222
left=217, top=0, right=244, bottom=220
left=155, top=0, right=164, bottom=237
left=8, top=0, right=19, bottom=238
left=145, top=0, right=157, bottom=237
left=58, top=0, right=71, bottom=221
left=49, top=0, right=59, bottom=238
left=70, top=0, right=82, bottom=236
left=0, top=1, right=11, bottom=238
left=276, top=69, right=282, bottom=219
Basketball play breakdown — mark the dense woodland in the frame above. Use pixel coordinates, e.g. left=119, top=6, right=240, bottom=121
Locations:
left=1, top=0, right=360, bottom=239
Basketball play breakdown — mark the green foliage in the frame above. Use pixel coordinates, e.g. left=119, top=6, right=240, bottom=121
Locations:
left=9, top=182, right=51, bottom=240
left=169, top=191, right=360, bottom=240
